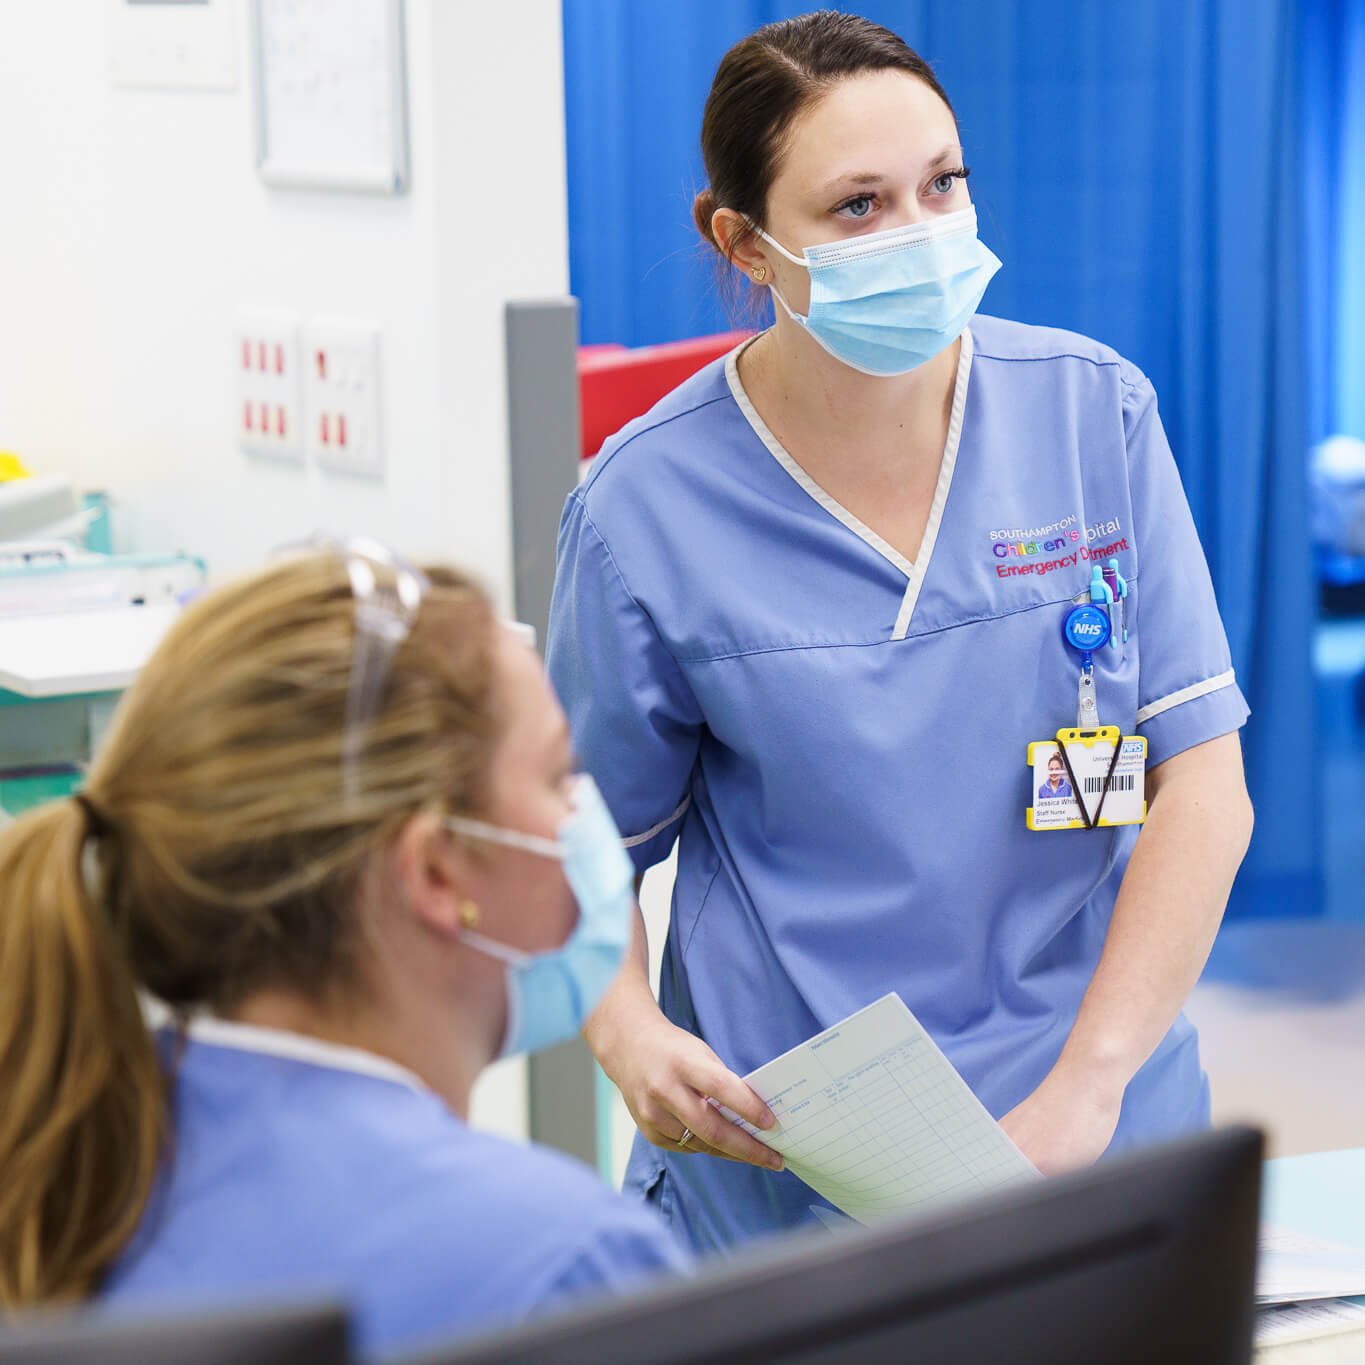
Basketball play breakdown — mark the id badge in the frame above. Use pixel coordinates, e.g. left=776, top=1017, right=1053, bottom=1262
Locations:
left=1026, top=726, right=1147, bottom=831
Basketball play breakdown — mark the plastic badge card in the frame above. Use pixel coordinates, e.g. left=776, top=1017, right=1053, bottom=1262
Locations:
left=1027, top=726, right=1147, bottom=831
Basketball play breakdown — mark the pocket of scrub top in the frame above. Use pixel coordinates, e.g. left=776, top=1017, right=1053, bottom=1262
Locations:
left=675, top=840, right=723, bottom=961
left=641, top=1160, right=673, bottom=1223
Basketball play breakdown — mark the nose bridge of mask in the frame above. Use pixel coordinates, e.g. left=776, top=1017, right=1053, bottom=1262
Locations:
left=807, top=227, right=991, bottom=312
left=755, top=206, right=979, bottom=272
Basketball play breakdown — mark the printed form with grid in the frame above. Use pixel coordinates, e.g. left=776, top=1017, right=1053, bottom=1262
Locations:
left=719, top=993, right=1039, bottom=1224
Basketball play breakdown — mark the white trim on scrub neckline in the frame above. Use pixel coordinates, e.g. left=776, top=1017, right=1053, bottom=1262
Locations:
left=725, top=328, right=975, bottom=643
left=178, top=1014, right=432, bottom=1096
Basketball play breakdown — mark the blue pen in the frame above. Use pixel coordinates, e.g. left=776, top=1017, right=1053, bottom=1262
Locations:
left=1106, top=557, right=1129, bottom=644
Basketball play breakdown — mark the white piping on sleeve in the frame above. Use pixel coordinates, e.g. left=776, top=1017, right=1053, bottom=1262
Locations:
left=1135, top=668, right=1237, bottom=725
left=622, top=794, right=692, bottom=849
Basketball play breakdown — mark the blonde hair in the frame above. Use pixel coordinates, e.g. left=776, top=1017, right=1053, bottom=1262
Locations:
left=0, top=551, right=497, bottom=1308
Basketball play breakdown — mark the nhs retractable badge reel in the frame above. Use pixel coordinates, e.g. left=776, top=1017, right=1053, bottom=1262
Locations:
left=1027, top=560, right=1146, bottom=832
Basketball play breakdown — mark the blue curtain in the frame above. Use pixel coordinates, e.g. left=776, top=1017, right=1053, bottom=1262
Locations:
left=1304, top=0, right=1365, bottom=444
left=563, top=0, right=1325, bottom=916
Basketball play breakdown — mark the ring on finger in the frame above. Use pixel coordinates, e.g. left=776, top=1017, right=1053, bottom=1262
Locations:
left=677, top=1126, right=694, bottom=1150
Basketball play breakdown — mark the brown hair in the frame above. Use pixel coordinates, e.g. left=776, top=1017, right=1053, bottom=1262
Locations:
left=692, top=11, right=956, bottom=315
left=0, top=552, right=498, bottom=1307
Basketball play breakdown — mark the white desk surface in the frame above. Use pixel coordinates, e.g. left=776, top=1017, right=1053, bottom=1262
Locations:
left=0, top=604, right=179, bottom=697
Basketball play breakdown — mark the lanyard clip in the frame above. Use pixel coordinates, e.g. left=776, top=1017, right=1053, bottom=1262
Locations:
left=1077, top=660, right=1101, bottom=729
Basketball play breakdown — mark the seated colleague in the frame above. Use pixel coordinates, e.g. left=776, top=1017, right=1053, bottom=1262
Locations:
left=0, top=545, right=689, bottom=1359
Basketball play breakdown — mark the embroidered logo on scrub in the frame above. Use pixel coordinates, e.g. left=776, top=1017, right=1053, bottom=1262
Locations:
left=987, top=514, right=1128, bottom=580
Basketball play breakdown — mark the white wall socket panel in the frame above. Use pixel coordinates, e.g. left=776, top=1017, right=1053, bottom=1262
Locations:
left=236, top=311, right=303, bottom=460
left=304, top=321, right=383, bottom=478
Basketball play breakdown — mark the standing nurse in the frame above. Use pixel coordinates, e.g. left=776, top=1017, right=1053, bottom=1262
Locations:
left=548, top=11, right=1253, bottom=1254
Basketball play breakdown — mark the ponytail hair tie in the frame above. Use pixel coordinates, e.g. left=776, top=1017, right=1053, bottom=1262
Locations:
left=73, top=792, right=112, bottom=838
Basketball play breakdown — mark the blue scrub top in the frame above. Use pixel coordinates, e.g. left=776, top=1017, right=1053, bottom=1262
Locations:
left=99, top=1020, right=689, bottom=1360
left=546, top=317, right=1249, bottom=1256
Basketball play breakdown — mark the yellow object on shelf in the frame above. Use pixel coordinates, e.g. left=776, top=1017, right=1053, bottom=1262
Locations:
left=0, top=453, right=33, bottom=482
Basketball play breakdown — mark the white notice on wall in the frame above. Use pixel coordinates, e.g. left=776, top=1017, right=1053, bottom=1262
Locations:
left=719, top=994, right=1039, bottom=1225
left=252, top=0, right=409, bottom=193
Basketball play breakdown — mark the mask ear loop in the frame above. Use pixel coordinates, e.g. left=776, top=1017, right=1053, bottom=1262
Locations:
left=749, top=223, right=809, bottom=269
left=445, top=815, right=565, bottom=860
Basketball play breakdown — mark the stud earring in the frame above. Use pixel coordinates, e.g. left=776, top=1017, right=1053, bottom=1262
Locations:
left=458, top=900, right=480, bottom=928
left=751, top=265, right=769, bottom=283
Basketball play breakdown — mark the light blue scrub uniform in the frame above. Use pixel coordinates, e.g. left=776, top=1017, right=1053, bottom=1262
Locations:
left=99, top=1020, right=689, bottom=1359
left=546, top=317, right=1249, bottom=1256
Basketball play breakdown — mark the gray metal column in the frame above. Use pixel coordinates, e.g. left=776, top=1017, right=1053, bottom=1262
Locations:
left=505, top=297, right=581, bottom=654
left=504, top=297, right=602, bottom=1169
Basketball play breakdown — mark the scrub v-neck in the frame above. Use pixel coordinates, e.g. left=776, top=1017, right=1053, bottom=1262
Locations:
left=725, top=327, right=974, bottom=641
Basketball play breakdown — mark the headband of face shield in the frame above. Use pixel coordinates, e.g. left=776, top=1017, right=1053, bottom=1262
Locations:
left=278, top=536, right=431, bottom=803
left=446, top=773, right=634, bottom=1058
left=752, top=204, right=1002, bottom=376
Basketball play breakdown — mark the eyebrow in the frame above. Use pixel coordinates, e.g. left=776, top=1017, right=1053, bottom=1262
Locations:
left=819, top=147, right=963, bottom=195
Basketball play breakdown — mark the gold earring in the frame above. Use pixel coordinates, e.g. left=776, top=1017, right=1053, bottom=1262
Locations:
left=458, top=900, right=481, bottom=928
left=751, top=265, right=768, bottom=283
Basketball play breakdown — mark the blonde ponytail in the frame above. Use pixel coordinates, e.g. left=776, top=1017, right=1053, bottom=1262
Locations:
left=0, top=798, right=165, bottom=1307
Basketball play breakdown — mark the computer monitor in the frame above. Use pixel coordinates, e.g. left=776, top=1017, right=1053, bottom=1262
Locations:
left=0, top=1300, right=349, bottom=1364
left=407, top=1126, right=1262, bottom=1365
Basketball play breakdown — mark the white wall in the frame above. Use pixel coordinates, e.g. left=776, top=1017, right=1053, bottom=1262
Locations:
left=0, top=0, right=570, bottom=1138
left=0, top=0, right=568, bottom=611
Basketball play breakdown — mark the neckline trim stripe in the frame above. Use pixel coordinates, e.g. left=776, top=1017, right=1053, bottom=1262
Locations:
left=179, top=1015, right=432, bottom=1096
left=725, top=329, right=974, bottom=643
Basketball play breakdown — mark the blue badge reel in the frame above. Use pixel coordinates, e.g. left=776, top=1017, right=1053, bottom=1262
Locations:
left=1063, top=603, right=1111, bottom=656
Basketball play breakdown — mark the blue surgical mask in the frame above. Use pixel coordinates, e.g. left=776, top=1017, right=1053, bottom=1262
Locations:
left=757, top=205, right=1002, bottom=377
left=445, top=774, right=633, bottom=1059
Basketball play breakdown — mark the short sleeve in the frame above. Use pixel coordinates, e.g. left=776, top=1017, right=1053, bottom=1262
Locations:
left=546, top=491, right=703, bottom=874
left=1124, top=376, right=1250, bottom=766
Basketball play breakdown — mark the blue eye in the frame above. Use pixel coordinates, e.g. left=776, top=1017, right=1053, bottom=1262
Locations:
left=835, top=194, right=875, bottom=219
left=929, top=166, right=971, bottom=196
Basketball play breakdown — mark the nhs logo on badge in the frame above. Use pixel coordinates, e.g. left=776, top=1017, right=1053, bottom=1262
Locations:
left=1063, top=605, right=1112, bottom=652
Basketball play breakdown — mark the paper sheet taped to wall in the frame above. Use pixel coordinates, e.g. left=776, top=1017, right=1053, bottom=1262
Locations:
left=721, top=993, right=1038, bottom=1224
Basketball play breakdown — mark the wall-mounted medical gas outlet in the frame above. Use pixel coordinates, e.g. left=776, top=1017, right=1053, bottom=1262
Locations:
left=236, top=312, right=303, bottom=460
left=304, top=322, right=384, bottom=478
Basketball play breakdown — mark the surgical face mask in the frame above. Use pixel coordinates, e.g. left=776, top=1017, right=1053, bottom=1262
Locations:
left=446, top=774, right=633, bottom=1059
left=756, top=205, right=1002, bottom=377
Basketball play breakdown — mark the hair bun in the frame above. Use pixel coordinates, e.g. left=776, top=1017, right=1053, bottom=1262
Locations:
left=693, top=188, right=719, bottom=246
